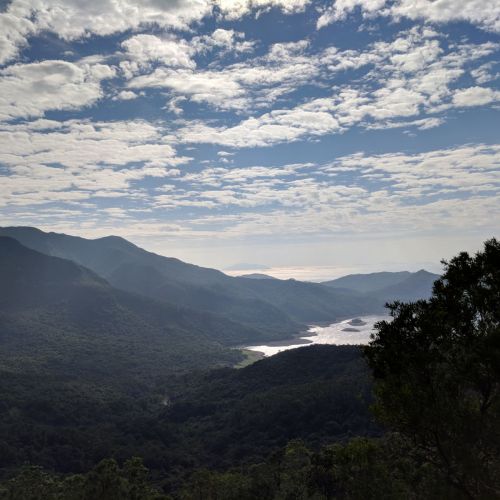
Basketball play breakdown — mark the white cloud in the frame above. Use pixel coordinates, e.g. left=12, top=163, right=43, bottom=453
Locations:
left=0, top=0, right=309, bottom=66
left=170, top=29, right=498, bottom=147
left=470, top=63, right=499, bottom=84
left=121, top=34, right=196, bottom=70
left=0, top=59, right=115, bottom=120
left=317, top=0, right=500, bottom=33
left=365, top=116, right=445, bottom=130
left=193, top=28, right=255, bottom=54
left=216, top=0, right=310, bottom=19
left=317, top=0, right=386, bottom=29
left=124, top=27, right=498, bottom=125
left=0, top=119, right=189, bottom=207
left=114, top=90, right=139, bottom=101
left=18, top=0, right=213, bottom=39
left=0, top=11, right=35, bottom=65
left=147, top=143, right=500, bottom=240
left=179, top=107, right=340, bottom=147
left=391, top=0, right=500, bottom=33
left=126, top=38, right=316, bottom=110
left=129, top=67, right=248, bottom=110
left=452, top=86, right=500, bottom=107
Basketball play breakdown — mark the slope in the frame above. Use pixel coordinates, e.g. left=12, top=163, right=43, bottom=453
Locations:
left=323, top=269, right=439, bottom=302
left=322, top=271, right=412, bottom=293
left=376, top=269, right=439, bottom=302
left=0, top=227, right=382, bottom=335
left=162, top=344, right=378, bottom=472
left=0, top=236, right=254, bottom=385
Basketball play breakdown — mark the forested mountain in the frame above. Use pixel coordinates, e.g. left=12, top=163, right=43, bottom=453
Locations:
left=0, top=227, right=383, bottom=336
left=163, top=345, right=377, bottom=472
left=0, top=236, right=256, bottom=383
left=322, top=269, right=439, bottom=302
left=0, top=337, right=375, bottom=488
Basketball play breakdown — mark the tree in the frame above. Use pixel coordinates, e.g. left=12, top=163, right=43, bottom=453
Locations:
left=365, top=239, right=500, bottom=499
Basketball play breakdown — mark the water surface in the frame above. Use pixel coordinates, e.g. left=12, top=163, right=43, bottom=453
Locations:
left=245, top=315, right=388, bottom=357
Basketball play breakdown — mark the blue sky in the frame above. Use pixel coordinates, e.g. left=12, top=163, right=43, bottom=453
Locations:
left=0, top=0, right=499, bottom=279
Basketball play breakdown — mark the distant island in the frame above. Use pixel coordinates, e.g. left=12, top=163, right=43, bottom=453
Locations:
left=348, top=318, right=367, bottom=326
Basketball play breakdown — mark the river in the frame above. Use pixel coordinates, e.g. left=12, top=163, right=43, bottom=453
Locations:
left=245, top=314, right=389, bottom=357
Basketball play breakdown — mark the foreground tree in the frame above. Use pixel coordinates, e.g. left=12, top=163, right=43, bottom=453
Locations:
left=365, top=239, right=500, bottom=499
left=0, top=459, right=167, bottom=500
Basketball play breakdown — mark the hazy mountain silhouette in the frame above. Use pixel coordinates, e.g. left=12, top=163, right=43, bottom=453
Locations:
left=322, top=270, right=439, bottom=302
left=322, top=271, right=412, bottom=293
left=0, top=227, right=382, bottom=334
left=238, top=273, right=277, bottom=279
left=375, top=269, right=440, bottom=302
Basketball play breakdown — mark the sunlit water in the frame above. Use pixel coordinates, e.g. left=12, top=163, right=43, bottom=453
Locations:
left=245, top=315, right=389, bottom=357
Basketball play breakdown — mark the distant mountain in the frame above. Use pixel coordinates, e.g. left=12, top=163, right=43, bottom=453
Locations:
left=376, top=269, right=440, bottom=302
left=0, top=236, right=261, bottom=385
left=322, top=269, right=439, bottom=302
left=238, top=273, right=277, bottom=280
left=322, top=271, right=412, bottom=293
left=225, top=263, right=270, bottom=271
left=0, top=227, right=382, bottom=336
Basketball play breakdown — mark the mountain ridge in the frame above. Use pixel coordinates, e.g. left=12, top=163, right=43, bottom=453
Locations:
left=0, top=226, right=386, bottom=336
left=322, top=269, right=439, bottom=302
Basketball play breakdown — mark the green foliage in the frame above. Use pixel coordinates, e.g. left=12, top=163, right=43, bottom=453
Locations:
left=365, top=238, right=500, bottom=498
left=0, top=459, right=167, bottom=500
left=0, top=343, right=376, bottom=487
left=162, top=345, right=377, bottom=471
left=177, top=435, right=457, bottom=499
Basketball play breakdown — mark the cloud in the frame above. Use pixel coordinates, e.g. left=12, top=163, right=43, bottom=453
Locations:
left=193, top=28, right=255, bottom=54
left=129, top=67, right=248, bottom=110
left=0, top=119, right=189, bottom=207
left=126, top=38, right=315, bottom=110
left=171, top=29, right=497, bottom=147
left=179, top=107, right=340, bottom=147
left=16, top=0, right=213, bottom=39
left=114, top=90, right=138, bottom=101
left=125, top=26, right=497, bottom=126
left=0, top=59, right=115, bottom=120
left=452, top=86, right=500, bottom=107
left=470, top=63, right=499, bottom=84
left=145, top=143, right=500, bottom=241
left=317, top=0, right=386, bottom=28
left=0, top=0, right=309, bottom=66
left=318, top=0, right=500, bottom=32
left=121, top=34, right=196, bottom=71
left=391, top=0, right=500, bottom=33
left=216, top=0, right=310, bottom=19
left=0, top=11, right=35, bottom=65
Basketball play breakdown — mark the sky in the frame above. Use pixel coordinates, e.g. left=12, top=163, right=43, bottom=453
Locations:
left=0, top=0, right=499, bottom=280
